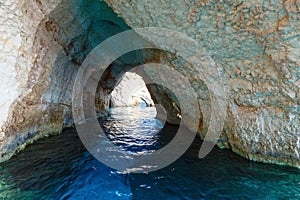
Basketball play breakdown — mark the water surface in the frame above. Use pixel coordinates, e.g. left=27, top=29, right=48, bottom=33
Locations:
left=0, top=107, right=299, bottom=199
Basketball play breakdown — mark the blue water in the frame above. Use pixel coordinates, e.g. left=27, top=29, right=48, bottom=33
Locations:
left=0, top=107, right=300, bottom=199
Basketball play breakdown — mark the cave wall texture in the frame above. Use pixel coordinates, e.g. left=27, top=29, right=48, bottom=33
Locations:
left=0, top=0, right=141, bottom=161
left=0, top=0, right=299, bottom=168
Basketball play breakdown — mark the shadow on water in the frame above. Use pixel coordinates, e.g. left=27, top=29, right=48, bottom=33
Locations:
left=0, top=107, right=299, bottom=200
left=0, top=129, right=131, bottom=200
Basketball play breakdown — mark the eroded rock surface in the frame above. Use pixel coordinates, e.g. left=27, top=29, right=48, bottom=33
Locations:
left=105, top=0, right=300, bottom=167
left=0, top=0, right=137, bottom=161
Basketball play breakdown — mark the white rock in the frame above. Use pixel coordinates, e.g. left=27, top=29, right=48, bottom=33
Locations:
left=111, top=72, right=154, bottom=107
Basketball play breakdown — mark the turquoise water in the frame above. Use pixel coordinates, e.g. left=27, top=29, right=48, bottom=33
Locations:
left=0, top=107, right=300, bottom=199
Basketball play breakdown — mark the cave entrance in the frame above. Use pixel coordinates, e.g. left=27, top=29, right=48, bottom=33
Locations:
left=110, top=72, right=154, bottom=108
left=34, top=0, right=184, bottom=156
left=96, top=58, right=182, bottom=155
left=100, top=70, right=179, bottom=154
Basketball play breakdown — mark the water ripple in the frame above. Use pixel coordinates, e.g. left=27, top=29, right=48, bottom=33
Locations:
left=0, top=107, right=299, bottom=199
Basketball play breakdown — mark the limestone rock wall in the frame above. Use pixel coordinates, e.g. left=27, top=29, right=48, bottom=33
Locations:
left=0, top=0, right=138, bottom=161
left=0, top=0, right=63, bottom=161
left=0, top=0, right=23, bottom=132
left=104, top=0, right=300, bottom=167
